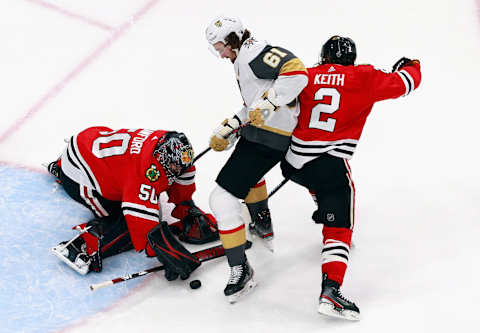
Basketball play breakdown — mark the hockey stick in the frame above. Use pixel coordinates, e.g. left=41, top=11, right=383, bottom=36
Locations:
left=89, top=240, right=252, bottom=291
left=267, top=178, right=288, bottom=199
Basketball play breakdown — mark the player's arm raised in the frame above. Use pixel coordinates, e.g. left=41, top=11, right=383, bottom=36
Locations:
left=370, top=58, right=421, bottom=101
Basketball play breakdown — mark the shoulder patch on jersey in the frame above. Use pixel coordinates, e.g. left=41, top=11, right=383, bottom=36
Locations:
left=242, top=37, right=256, bottom=49
left=145, top=164, right=160, bottom=182
left=249, top=45, right=296, bottom=80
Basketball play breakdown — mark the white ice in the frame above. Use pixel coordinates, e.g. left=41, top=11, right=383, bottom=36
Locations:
left=1, top=0, right=480, bottom=332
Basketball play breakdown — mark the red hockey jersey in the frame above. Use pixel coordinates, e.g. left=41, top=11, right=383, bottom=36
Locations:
left=60, top=127, right=196, bottom=252
left=285, top=62, right=421, bottom=168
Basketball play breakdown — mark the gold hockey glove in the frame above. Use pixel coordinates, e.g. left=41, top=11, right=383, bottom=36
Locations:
left=209, top=117, right=241, bottom=151
left=249, top=88, right=279, bottom=127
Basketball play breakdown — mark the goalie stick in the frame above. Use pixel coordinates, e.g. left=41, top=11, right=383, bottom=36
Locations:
left=89, top=240, right=252, bottom=291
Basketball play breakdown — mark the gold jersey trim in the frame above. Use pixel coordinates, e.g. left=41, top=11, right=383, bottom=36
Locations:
left=279, top=58, right=307, bottom=75
left=258, top=124, right=292, bottom=136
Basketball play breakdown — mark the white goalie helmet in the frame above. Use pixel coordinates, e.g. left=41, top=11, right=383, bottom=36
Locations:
left=205, top=16, right=244, bottom=46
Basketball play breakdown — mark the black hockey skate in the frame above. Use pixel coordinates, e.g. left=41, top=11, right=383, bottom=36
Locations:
left=43, top=159, right=62, bottom=184
left=248, top=209, right=274, bottom=252
left=224, top=261, right=257, bottom=304
left=51, top=237, right=92, bottom=275
left=318, top=273, right=360, bottom=321
left=47, top=161, right=60, bottom=178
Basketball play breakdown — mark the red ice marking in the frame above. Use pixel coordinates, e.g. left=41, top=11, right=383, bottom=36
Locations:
left=0, top=0, right=160, bottom=144
left=0, top=160, right=46, bottom=174
left=26, top=0, right=114, bottom=31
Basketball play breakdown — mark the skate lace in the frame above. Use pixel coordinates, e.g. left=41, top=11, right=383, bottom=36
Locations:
left=227, top=265, right=244, bottom=284
left=335, top=288, right=354, bottom=305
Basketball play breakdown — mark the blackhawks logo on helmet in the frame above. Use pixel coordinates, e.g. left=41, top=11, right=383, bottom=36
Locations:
left=145, top=164, right=160, bottom=182
left=182, top=149, right=193, bottom=164
left=215, top=20, right=222, bottom=27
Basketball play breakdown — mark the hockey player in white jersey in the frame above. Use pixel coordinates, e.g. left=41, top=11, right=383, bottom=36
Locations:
left=205, top=16, right=308, bottom=303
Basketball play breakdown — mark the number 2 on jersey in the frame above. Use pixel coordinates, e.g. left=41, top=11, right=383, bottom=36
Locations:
left=308, top=87, right=340, bottom=132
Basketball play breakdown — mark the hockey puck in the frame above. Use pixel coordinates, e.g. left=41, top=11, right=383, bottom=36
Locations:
left=189, top=280, right=201, bottom=289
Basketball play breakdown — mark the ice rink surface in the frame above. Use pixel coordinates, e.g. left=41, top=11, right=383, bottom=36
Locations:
left=1, top=0, right=480, bottom=332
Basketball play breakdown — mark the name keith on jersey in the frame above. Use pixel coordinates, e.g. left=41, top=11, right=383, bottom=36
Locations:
left=314, top=73, right=345, bottom=86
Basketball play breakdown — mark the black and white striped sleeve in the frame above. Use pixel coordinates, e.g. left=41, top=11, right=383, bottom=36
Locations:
left=175, top=169, right=195, bottom=186
left=121, top=202, right=160, bottom=223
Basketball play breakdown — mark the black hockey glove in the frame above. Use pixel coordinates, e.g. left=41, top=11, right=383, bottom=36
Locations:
left=170, top=201, right=219, bottom=245
left=392, top=57, right=414, bottom=72
left=147, top=221, right=201, bottom=281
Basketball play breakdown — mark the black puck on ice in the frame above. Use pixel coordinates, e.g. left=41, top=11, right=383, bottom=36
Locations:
left=189, top=279, right=201, bottom=289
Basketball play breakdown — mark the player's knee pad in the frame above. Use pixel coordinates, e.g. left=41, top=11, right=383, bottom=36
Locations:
left=209, top=185, right=244, bottom=231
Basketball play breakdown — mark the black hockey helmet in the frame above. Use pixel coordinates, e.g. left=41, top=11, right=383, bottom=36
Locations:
left=153, top=132, right=194, bottom=182
left=320, top=35, right=356, bottom=66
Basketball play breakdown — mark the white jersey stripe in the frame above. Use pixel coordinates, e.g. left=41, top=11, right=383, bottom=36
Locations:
left=286, top=136, right=358, bottom=168
left=122, top=210, right=159, bottom=222
left=397, top=70, right=415, bottom=96
left=86, top=187, right=109, bottom=217
left=71, top=135, right=102, bottom=195
left=400, top=69, right=414, bottom=93
left=291, top=136, right=358, bottom=147
left=344, top=159, right=355, bottom=229
left=121, top=202, right=159, bottom=216
left=179, top=170, right=195, bottom=178
left=79, top=185, right=103, bottom=217
left=175, top=178, right=195, bottom=185
left=176, top=170, right=195, bottom=185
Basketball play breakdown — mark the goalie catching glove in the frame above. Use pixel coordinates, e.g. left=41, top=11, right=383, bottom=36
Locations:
left=170, top=200, right=219, bottom=244
left=209, top=116, right=241, bottom=151
left=249, top=88, right=279, bottom=127
left=147, top=221, right=201, bottom=281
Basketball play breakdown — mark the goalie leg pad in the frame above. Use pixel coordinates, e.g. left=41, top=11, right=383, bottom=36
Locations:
left=147, top=221, right=201, bottom=281
left=85, top=216, right=133, bottom=258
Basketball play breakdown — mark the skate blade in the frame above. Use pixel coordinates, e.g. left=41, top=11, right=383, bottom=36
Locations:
left=260, top=236, right=274, bottom=252
left=318, top=302, right=360, bottom=321
left=227, top=279, right=258, bottom=304
left=249, top=231, right=274, bottom=252
left=50, top=246, right=89, bottom=275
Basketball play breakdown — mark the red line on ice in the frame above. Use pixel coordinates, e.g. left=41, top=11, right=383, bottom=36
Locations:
left=26, top=0, right=114, bottom=31
left=0, top=0, right=160, bottom=144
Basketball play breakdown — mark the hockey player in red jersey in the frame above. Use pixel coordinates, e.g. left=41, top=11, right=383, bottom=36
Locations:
left=47, top=127, right=218, bottom=281
left=281, top=36, right=422, bottom=320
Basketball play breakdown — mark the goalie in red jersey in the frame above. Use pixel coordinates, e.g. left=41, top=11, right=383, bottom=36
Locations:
left=281, top=36, right=422, bottom=320
left=46, top=127, right=218, bottom=281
